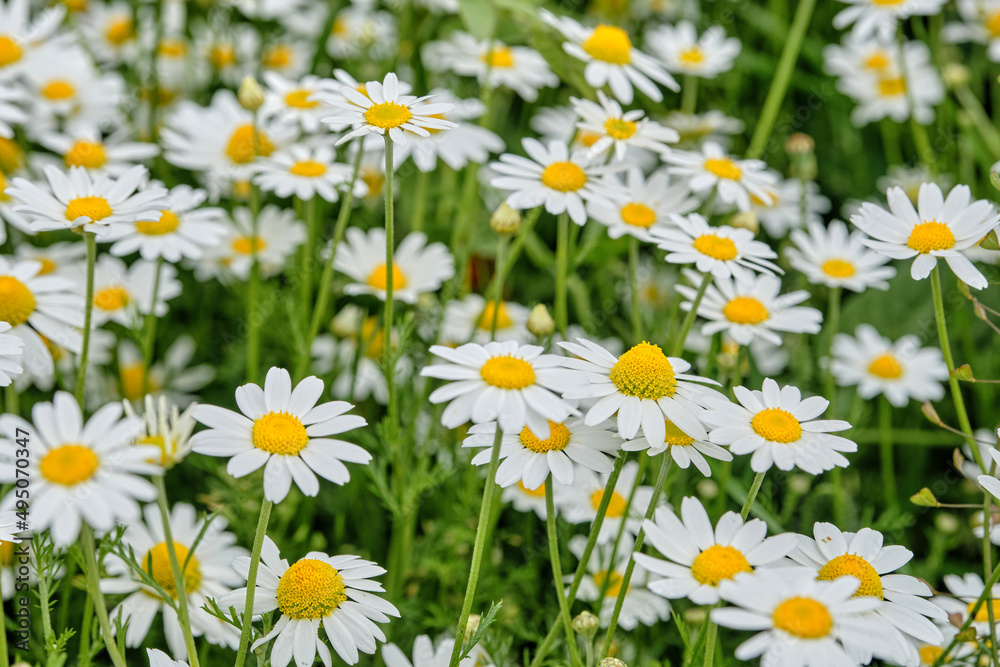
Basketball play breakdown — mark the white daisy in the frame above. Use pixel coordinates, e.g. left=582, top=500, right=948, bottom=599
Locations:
left=199, top=205, right=306, bottom=281
left=0, top=167, right=32, bottom=242
left=838, top=40, right=943, bottom=126
left=570, top=91, right=679, bottom=161
left=501, top=479, right=551, bottom=519
left=701, top=378, right=857, bottom=475
left=823, top=32, right=900, bottom=86
left=116, top=336, right=214, bottom=407
left=85, top=256, right=181, bottom=328
left=34, top=127, right=160, bottom=177
left=634, top=496, right=797, bottom=604
left=252, top=144, right=360, bottom=202
left=653, top=213, right=781, bottom=281
left=191, top=367, right=371, bottom=504
left=326, top=2, right=397, bottom=61
left=259, top=38, right=312, bottom=80
left=944, top=0, right=1000, bottom=62
left=834, top=0, right=948, bottom=39
left=440, top=295, right=531, bottom=345
left=76, top=1, right=138, bottom=64
left=933, top=572, right=1000, bottom=638
left=319, top=70, right=413, bottom=133
left=851, top=183, right=1000, bottom=290
left=0, top=321, right=22, bottom=386
left=0, top=0, right=65, bottom=82
left=750, top=177, right=832, bottom=237
left=787, top=220, right=897, bottom=292
left=12, top=241, right=85, bottom=279
left=646, top=21, right=741, bottom=79
left=831, top=324, right=948, bottom=407
left=559, top=460, right=654, bottom=542
left=665, top=142, right=778, bottom=212
left=260, top=72, right=333, bottom=134
left=123, top=394, right=199, bottom=468
left=334, top=228, right=455, bottom=303
left=587, top=167, right=698, bottom=242
left=662, top=110, right=745, bottom=150
left=621, top=418, right=732, bottom=477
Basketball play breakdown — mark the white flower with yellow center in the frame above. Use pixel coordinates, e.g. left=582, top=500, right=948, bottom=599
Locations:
left=220, top=537, right=400, bottom=666
left=422, top=31, right=558, bottom=102
left=665, top=142, right=777, bottom=212
left=0, top=0, right=64, bottom=81
left=944, top=0, right=1000, bottom=61
left=557, top=338, right=721, bottom=448
left=253, top=144, right=361, bottom=202
left=259, top=39, right=311, bottom=80
left=0, top=86, right=26, bottom=138
left=325, top=2, right=397, bottom=61
left=13, top=241, right=85, bottom=279
left=34, top=127, right=160, bottom=176
left=831, top=324, right=947, bottom=407
left=314, top=320, right=412, bottom=407
left=790, top=523, right=947, bottom=667
left=588, top=167, right=698, bottom=243
left=101, top=503, right=248, bottom=659
left=123, top=394, right=198, bottom=468
left=834, top=0, right=947, bottom=39
left=559, top=460, right=653, bottom=542
left=634, top=496, right=797, bottom=604
left=540, top=9, right=679, bottom=104
left=317, top=69, right=415, bottom=132
left=839, top=40, right=943, bottom=126
left=570, top=91, right=679, bottom=161
left=646, top=22, right=741, bottom=79
left=382, top=634, right=475, bottom=667
left=23, top=45, right=126, bottom=134
left=750, top=177, right=832, bottom=237
left=662, top=110, right=745, bottom=150
left=325, top=72, right=456, bottom=147
left=335, top=227, right=454, bottom=303
left=261, top=72, right=334, bottom=134
left=653, top=213, right=781, bottom=281
left=824, top=33, right=899, bottom=83
left=787, top=219, right=897, bottom=292
left=117, top=336, right=214, bottom=407
left=621, top=418, right=732, bottom=477
left=76, top=1, right=137, bottom=63
left=441, top=294, right=531, bottom=344
left=933, top=572, right=1000, bottom=639
left=501, top=478, right=552, bottom=519
left=85, top=256, right=181, bottom=328
left=701, top=378, right=857, bottom=474
left=711, top=569, right=898, bottom=667
left=463, top=418, right=620, bottom=490
left=200, top=205, right=306, bottom=281
left=0, top=321, right=22, bottom=386
left=0, top=392, right=159, bottom=546
left=677, top=272, right=823, bottom=345
left=851, top=183, right=1000, bottom=290
left=7, top=164, right=168, bottom=235
left=421, top=340, right=575, bottom=439
left=191, top=367, right=371, bottom=504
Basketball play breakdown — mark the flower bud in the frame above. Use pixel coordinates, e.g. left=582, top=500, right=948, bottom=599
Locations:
left=990, top=162, right=1000, bottom=192
left=786, top=133, right=816, bottom=180
left=491, top=201, right=522, bottom=235
left=527, top=304, right=555, bottom=337
left=942, top=63, right=970, bottom=89
left=785, top=133, right=814, bottom=156
left=573, top=610, right=599, bottom=641
left=600, top=658, right=628, bottom=667
left=728, top=211, right=758, bottom=234
left=238, top=75, right=265, bottom=111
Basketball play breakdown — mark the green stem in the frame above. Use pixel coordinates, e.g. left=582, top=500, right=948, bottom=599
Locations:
left=81, top=526, right=127, bottom=667
left=75, top=232, right=97, bottom=405
left=490, top=235, right=510, bottom=340
left=879, top=398, right=898, bottom=511
left=681, top=75, right=699, bottom=115
left=702, top=616, right=718, bottom=667
left=153, top=476, right=200, bottom=667
left=246, top=184, right=262, bottom=384
left=671, top=272, right=712, bottom=357
left=141, top=257, right=164, bottom=397
left=934, top=558, right=1000, bottom=665
left=740, top=471, right=766, bottom=521
left=383, top=137, right=398, bottom=427
left=896, top=28, right=937, bottom=173
left=545, top=477, right=583, bottom=667
left=628, top=237, right=642, bottom=343
left=501, top=207, right=543, bottom=277
left=825, top=287, right=847, bottom=525
left=233, top=499, right=273, bottom=667
left=298, top=196, right=320, bottom=335
left=983, top=458, right=1000, bottom=667
left=954, top=85, right=1000, bottom=158
left=554, top=213, right=570, bottom=337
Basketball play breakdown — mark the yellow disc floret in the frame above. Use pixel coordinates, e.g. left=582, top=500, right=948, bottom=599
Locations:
left=604, top=118, right=637, bottom=140
left=64, top=140, right=107, bottom=169
left=722, top=297, right=769, bottom=325
left=679, top=46, right=705, bottom=64
left=969, top=599, right=1000, bottom=622
left=366, top=262, right=408, bottom=290
left=252, top=412, right=309, bottom=456
left=42, top=80, right=75, bottom=100
left=277, top=558, right=347, bottom=619
left=519, top=421, right=571, bottom=453
left=868, top=354, right=903, bottom=379
left=233, top=236, right=267, bottom=254
left=693, top=234, right=738, bottom=261
left=620, top=203, right=656, bottom=228
left=93, top=286, right=130, bottom=311
left=482, top=46, right=514, bottom=68
left=878, top=77, right=907, bottom=97
left=582, top=25, right=632, bottom=65
left=289, top=160, right=328, bottom=177
left=480, top=355, right=536, bottom=390
left=772, top=597, right=833, bottom=639
left=750, top=408, right=802, bottom=443
left=540, top=161, right=587, bottom=192
left=593, top=570, right=627, bottom=597
left=906, top=221, right=955, bottom=254
left=690, top=545, right=753, bottom=586
left=664, top=420, right=695, bottom=446
left=0, top=36, right=22, bottom=67
left=39, top=444, right=100, bottom=486
left=703, top=157, right=742, bottom=181
left=609, top=341, right=677, bottom=400
left=591, top=489, right=628, bottom=517
left=0, top=275, right=36, bottom=327
left=284, top=89, right=318, bottom=109
left=821, top=259, right=856, bottom=278
left=65, top=196, right=113, bottom=223
left=364, top=102, right=412, bottom=129
left=477, top=301, right=514, bottom=331
left=226, top=125, right=275, bottom=165
left=816, top=553, right=883, bottom=599
left=137, top=211, right=180, bottom=236
left=144, top=542, right=201, bottom=598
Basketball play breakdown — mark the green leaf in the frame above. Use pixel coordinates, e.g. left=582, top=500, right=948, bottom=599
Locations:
left=980, top=228, right=1000, bottom=251
left=951, top=364, right=975, bottom=381
left=909, top=487, right=940, bottom=507
left=459, top=600, right=503, bottom=662
left=458, top=0, right=497, bottom=40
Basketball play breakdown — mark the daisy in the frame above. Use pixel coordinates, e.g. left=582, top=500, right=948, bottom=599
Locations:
left=750, top=178, right=831, bottom=237
left=851, top=183, right=1000, bottom=290
left=0, top=321, right=22, bottom=386
left=7, top=164, right=168, bottom=235
left=790, top=523, right=948, bottom=667
left=382, top=634, right=474, bottom=667
left=933, top=572, right=1000, bottom=638
left=823, top=33, right=900, bottom=84
left=34, top=127, right=160, bottom=176
left=253, top=144, right=360, bottom=202
left=944, top=0, right=1000, bottom=61
left=76, top=1, right=137, bottom=64
left=320, top=70, right=413, bottom=129
left=839, top=40, right=943, bottom=126
left=557, top=337, right=721, bottom=447
left=12, top=241, right=85, bottom=279
left=123, top=394, right=199, bottom=468
left=662, top=110, right=745, bottom=150
left=440, top=295, right=531, bottom=344
left=787, top=220, right=897, bottom=292
left=653, top=213, right=781, bottom=281
left=540, top=10, right=679, bottom=104
left=200, top=205, right=306, bottom=281
left=665, top=142, right=778, bottom=212
left=101, top=503, right=248, bottom=659
left=326, top=0, right=397, bottom=61
left=559, top=460, right=653, bottom=542
left=676, top=272, right=823, bottom=345
left=324, top=72, right=457, bottom=146
left=191, top=367, right=371, bottom=504
left=831, top=324, right=948, bottom=406
left=259, top=39, right=312, bottom=80
left=220, top=536, right=400, bottom=666
left=621, top=418, right=732, bottom=477
left=335, top=228, right=454, bottom=303
left=587, top=167, right=698, bottom=243
left=85, top=256, right=182, bottom=328
left=0, top=392, right=159, bottom=546
left=421, top=340, right=575, bottom=439
left=878, top=165, right=953, bottom=205
left=314, top=316, right=413, bottom=406
left=701, top=378, right=857, bottom=474
left=116, top=336, right=214, bottom=407
left=711, top=568, right=901, bottom=667
left=463, top=418, right=620, bottom=490
left=489, top=138, right=620, bottom=225
left=0, top=86, right=27, bottom=138
left=0, top=0, right=66, bottom=81
left=260, top=72, right=333, bottom=134
left=570, top=91, right=679, bottom=161
left=633, top=496, right=797, bottom=604
left=834, top=0, right=948, bottom=39
left=501, top=479, right=551, bottom=519
left=646, top=22, right=741, bottom=78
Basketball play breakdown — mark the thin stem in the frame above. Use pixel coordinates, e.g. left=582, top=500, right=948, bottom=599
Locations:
left=153, top=476, right=200, bottom=667
left=681, top=75, right=699, bottom=115
left=954, top=85, right=1000, bottom=158
left=141, top=257, right=164, bottom=396
left=233, top=499, right=273, bottom=667
left=490, top=235, right=510, bottom=340
left=702, top=616, right=718, bottom=667
left=383, top=137, right=398, bottom=427
left=983, top=459, right=1000, bottom=667
left=879, top=398, right=898, bottom=511
left=246, top=183, right=262, bottom=384
left=75, top=232, right=97, bottom=405
left=298, top=196, right=320, bottom=334
left=671, top=272, right=712, bottom=357
left=545, top=477, right=583, bottom=667
left=740, top=471, right=767, bottom=521
left=628, top=237, right=642, bottom=343
left=81, top=526, right=127, bottom=667
left=934, top=558, right=1000, bottom=665
left=897, top=27, right=937, bottom=172
left=554, top=212, right=571, bottom=337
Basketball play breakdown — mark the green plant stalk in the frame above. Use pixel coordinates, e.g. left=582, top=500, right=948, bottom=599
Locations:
left=702, top=616, right=718, bottom=667
left=153, top=475, right=200, bottom=667
left=411, top=168, right=430, bottom=233
left=605, top=453, right=648, bottom=593
left=824, top=287, right=847, bottom=526
left=628, top=237, right=642, bottom=343
left=501, top=207, right=543, bottom=277
left=448, top=428, right=504, bottom=667
left=37, top=557, right=55, bottom=651
left=681, top=75, right=699, bottom=115
left=81, top=526, right=127, bottom=667
left=554, top=212, right=571, bottom=337
left=896, top=28, right=937, bottom=173
left=934, top=557, right=1000, bottom=665
left=246, top=183, right=262, bottom=384
left=740, top=471, right=767, bottom=521
left=545, top=477, right=583, bottom=667
left=298, top=196, right=320, bottom=334
left=745, top=0, right=817, bottom=159
left=490, top=235, right=510, bottom=339
left=383, top=136, right=399, bottom=427
left=233, top=499, right=273, bottom=667
left=954, top=85, right=1000, bottom=158
left=141, top=257, right=164, bottom=397
left=982, top=459, right=1000, bottom=667
left=671, top=272, right=713, bottom=357
left=75, top=232, right=97, bottom=405
left=879, top=398, right=898, bottom=511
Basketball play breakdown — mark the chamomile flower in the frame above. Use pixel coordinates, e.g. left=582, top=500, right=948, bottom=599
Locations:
left=259, top=39, right=312, bottom=80
left=646, top=22, right=741, bottom=78
left=621, top=418, right=732, bottom=477
left=191, top=367, right=371, bottom=504
left=7, top=164, right=168, bottom=235
left=933, top=572, right=1000, bottom=638
left=253, top=144, right=359, bottom=202
left=662, top=111, right=745, bottom=150
left=587, top=167, right=697, bottom=242
left=221, top=537, right=400, bottom=666
left=101, top=503, right=248, bottom=659
left=944, top=0, right=1000, bottom=61
left=501, top=479, right=551, bottom=519
left=335, top=228, right=454, bottom=303
left=85, top=256, right=181, bottom=328
left=0, top=1, right=66, bottom=81
left=676, top=272, right=823, bottom=345
left=441, top=295, right=531, bottom=345
left=831, top=324, right=948, bottom=406
left=0, top=321, right=22, bottom=386
left=123, top=394, right=198, bottom=468
left=701, top=378, right=857, bottom=474
left=22, top=46, right=126, bottom=134
left=851, top=183, right=1000, bottom=290
left=823, top=32, right=900, bottom=83
left=751, top=178, right=832, bottom=237
left=540, top=10, right=679, bottom=104
left=653, top=213, right=781, bottom=281
left=326, top=0, right=397, bottom=61
left=382, top=635, right=474, bottom=667
left=202, top=205, right=306, bottom=281
left=839, top=40, right=943, bottom=126
left=12, top=241, right=85, bottom=279
left=665, top=142, right=777, bottom=212
left=34, top=127, right=160, bottom=176
left=834, top=0, right=948, bottom=39
left=116, top=336, right=214, bottom=407
left=76, top=1, right=137, bottom=64
left=559, top=460, right=653, bottom=541
left=323, top=323, right=412, bottom=406
left=570, top=91, right=679, bottom=161
left=325, top=72, right=457, bottom=146
left=0, top=392, right=158, bottom=546
left=633, top=496, right=797, bottom=604
left=787, top=220, right=897, bottom=292
left=260, top=72, right=333, bottom=134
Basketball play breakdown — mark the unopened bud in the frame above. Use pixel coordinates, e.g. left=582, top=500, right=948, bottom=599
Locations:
left=331, top=305, right=364, bottom=337
left=728, top=210, right=758, bottom=234
left=491, top=201, right=522, bottom=235
left=990, top=163, right=1000, bottom=192
left=942, top=62, right=970, bottom=89
left=238, top=75, right=265, bottom=111
left=785, top=133, right=814, bottom=156
left=573, top=610, right=599, bottom=641
left=600, top=659, right=627, bottom=667
left=527, top=304, right=555, bottom=337
left=786, top=133, right=817, bottom=180
left=464, top=614, right=481, bottom=641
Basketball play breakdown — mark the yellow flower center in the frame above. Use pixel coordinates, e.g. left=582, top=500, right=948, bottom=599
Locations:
left=121, top=362, right=160, bottom=402
left=679, top=46, right=704, bottom=64
left=284, top=89, right=318, bottom=109
left=703, top=157, right=742, bottom=180
left=226, top=125, right=274, bottom=165
left=575, top=130, right=601, bottom=148
left=620, top=202, right=656, bottom=228
left=65, top=196, right=113, bottom=222
left=289, top=160, right=328, bottom=177
left=262, top=44, right=293, bottom=69
left=987, top=10, right=1000, bottom=37
left=0, top=36, right=22, bottom=67
left=137, top=211, right=180, bottom=236
left=604, top=118, right=637, bottom=140
left=664, top=420, right=695, bottom=446
left=94, top=286, right=130, bottom=311
left=42, top=80, right=76, bottom=100
left=64, top=140, right=108, bottom=169
left=158, top=38, right=187, bottom=57
left=0, top=136, right=23, bottom=172
left=143, top=542, right=201, bottom=599
left=364, top=102, right=412, bottom=129
left=693, top=234, right=738, bottom=261
left=361, top=167, right=384, bottom=198
left=878, top=77, right=907, bottom=97
left=772, top=597, right=833, bottom=639
left=480, top=355, right=536, bottom=390
left=519, top=421, right=571, bottom=453
left=0, top=540, right=14, bottom=567
left=482, top=46, right=514, bottom=68
left=969, top=599, right=1000, bottom=622
left=366, top=262, right=408, bottom=290
left=591, top=489, right=629, bottom=517
left=906, top=220, right=955, bottom=254
left=233, top=236, right=266, bottom=254
left=37, top=258, right=56, bottom=275
left=209, top=44, right=237, bottom=69
left=864, top=51, right=890, bottom=69
left=518, top=480, right=547, bottom=497
left=871, top=0, right=906, bottom=5
left=919, top=646, right=944, bottom=665
left=609, top=341, right=677, bottom=400
left=816, top=553, right=884, bottom=599
left=722, top=297, right=769, bottom=325
left=540, top=161, right=587, bottom=192
left=252, top=411, right=309, bottom=456
left=821, top=259, right=856, bottom=278
left=105, top=17, right=133, bottom=46
left=593, top=570, right=627, bottom=597
left=582, top=25, right=633, bottom=65
left=477, top=300, right=514, bottom=330
left=277, top=559, right=348, bottom=619
left=750, top=408, right=802, bottom=443
left=39, top=444, right=100, bottom=486
left=0, top=275, right=36, bottom=327
left=690, top=545, right=753, bottom=586
left=867, top=353, right=903, bottom=379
